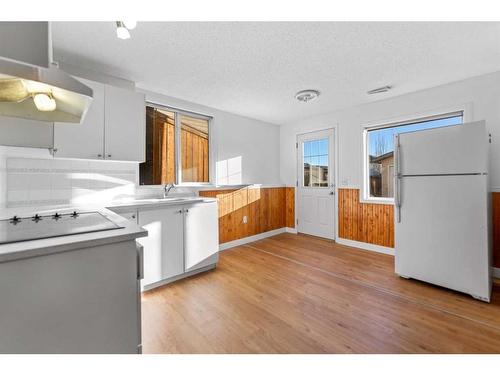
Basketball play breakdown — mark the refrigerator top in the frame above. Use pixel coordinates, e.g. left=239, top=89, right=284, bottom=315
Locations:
left=397, top=121, right=488, bottom=176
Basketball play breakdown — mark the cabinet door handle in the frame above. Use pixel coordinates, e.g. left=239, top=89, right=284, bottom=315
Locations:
left=107, top=154, right=112, bottom=158
left=177, top=209, right=183, bottom=214
left=97, top=154, right=102, bottom=158
left=185, top=208, right=189, bottom=213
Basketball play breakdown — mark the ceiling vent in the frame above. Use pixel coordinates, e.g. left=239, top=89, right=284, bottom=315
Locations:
left=367, top=85, right=392, bottom=95
left=295, top=89, right=320, bottom=102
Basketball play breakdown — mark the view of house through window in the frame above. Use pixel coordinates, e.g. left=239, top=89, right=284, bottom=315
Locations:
left=366, top=112, right=463, bottom=198
left=303, top=138, right=329, bottom=187
left=140, top=105, right=210, bottom=185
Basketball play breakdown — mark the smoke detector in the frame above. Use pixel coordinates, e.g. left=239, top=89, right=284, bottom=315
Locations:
left=367, top=85, right=392, bottom=95
left=295, top=89, right=320, bottom=102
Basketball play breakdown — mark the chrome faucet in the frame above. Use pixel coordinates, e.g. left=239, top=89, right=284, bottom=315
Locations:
left=163, top=183, right=175, bottom=198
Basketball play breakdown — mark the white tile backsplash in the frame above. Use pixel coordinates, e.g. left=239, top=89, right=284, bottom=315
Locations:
left=5, top=157, right=138, bottom=208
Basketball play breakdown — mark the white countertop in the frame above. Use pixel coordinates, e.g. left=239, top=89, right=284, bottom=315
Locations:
left=0, top=196, right=217, bottom=263
left=106, top=196, right=216, bottom=211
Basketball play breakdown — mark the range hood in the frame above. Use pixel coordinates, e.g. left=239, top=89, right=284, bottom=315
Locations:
left=0, top=22, right=93, bottom=123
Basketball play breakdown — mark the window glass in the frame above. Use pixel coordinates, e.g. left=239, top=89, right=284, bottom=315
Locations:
left=140, top=107, right=176, bottom=185
left=180, top=114, right=209, bottom=183
left=366, top=114, right=463, bottom=198
left=303, top=138, right=329, bottom=187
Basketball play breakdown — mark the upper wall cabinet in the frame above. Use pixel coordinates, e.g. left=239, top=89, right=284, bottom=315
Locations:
left=53, top=78, right=105, bottom=159
left=53, top=78, right=145, bottom=162
left=104, top=85, right=145, bottom=162
left=0, top=115, right=53, bottom=148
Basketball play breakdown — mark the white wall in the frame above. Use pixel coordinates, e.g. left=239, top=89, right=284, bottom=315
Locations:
left=280, top=71, right=500, bottom=192
left=141, top=89, right=281, bottom=186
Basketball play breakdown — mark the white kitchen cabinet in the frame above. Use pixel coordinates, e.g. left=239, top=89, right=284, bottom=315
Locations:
left=53, top=78, right=145, bottom=162
left=108, top=208, right=138, bottom=224
left=0, top=239, right=142, bottom=353
left=118, top=210, right=138, bottom=224
left=123, top=200, right=219, bottom=290
left=184, top=201, right=219, bottom=272
left=0, top=115, right=53, bottom=148
left=53, top=78, right=105, bottom=159
left=137, top=206, right=185, bottom=287
left=104, top=85, right=145, bottom=162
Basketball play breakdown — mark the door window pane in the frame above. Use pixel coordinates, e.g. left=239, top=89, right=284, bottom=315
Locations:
left=303, top=138, right=329, bottom=187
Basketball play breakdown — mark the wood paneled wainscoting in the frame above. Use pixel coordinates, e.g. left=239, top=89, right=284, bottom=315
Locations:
left=199, top=187, right=295, bottom=244
left=202, top=186, right=499, bottom=268
left=338, top=188, right=394, bottom=248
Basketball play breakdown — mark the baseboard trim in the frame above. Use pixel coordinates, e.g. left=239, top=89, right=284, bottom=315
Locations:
left=219, top=228, right=286, bottom=251
left=336, top=237, right=395, bottom=256
left=142, top=264, right=217, bottom=291
left=285, top=227, right=297, bottom=234
left=493, top=267, right=500, bottom=279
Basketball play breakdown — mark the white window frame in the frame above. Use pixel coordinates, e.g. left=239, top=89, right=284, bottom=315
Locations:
left=144, top=102, right=214, bottom=186
left=362, top=109, right=465, bottom=204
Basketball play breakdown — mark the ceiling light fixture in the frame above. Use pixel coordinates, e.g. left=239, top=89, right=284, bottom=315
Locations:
left=116, top=21, right=131, bottom=40
left=295, top=89, right=320, bottom=102
left=367, top=85, right=392, bottom=95
left=33, top=92, right=56, bottom=112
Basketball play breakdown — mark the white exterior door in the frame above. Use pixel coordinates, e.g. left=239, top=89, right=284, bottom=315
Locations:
left=296, top=129, right=335, bottom=239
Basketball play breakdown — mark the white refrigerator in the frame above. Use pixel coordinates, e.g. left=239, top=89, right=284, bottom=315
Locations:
left=394, top=121, right=492, bottom=302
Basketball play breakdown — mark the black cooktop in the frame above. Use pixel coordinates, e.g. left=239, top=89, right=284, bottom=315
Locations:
left=0, top=211, right=124, bottom=245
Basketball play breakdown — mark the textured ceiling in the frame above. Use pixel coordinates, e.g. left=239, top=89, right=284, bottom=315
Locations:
left=52, top=22, right=500, bottom=125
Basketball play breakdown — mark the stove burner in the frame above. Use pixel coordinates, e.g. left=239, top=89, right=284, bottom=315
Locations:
left=32, top=214, right=42, bottom=222
left=9, top=216, right=21, bottom=224
left=0, top=211, right=124, bottom=245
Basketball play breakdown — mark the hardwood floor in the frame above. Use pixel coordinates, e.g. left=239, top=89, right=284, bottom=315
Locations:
left=141, top=233, right=500, bottom=353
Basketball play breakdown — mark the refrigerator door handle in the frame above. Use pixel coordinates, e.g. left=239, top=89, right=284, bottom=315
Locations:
left=394, top=135, right=402, bottom=223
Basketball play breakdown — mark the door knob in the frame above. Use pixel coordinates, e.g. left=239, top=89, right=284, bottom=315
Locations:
left=329, top=191, right=334, bottom=195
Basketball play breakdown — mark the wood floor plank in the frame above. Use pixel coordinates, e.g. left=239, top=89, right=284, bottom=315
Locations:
left=252, top=234, right=500, bottom=328
left=141, top=233, right=500, bottom=353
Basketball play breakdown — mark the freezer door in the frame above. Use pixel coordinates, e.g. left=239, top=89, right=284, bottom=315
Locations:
left=395, top=175, right=491, bottom=300
left=398, top=121, right=488, bottom=175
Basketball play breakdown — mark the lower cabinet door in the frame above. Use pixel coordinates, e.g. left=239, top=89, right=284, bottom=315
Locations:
left=137, top=206, right=184, bottom=286
left=184, top=201, right=219, bottom=272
